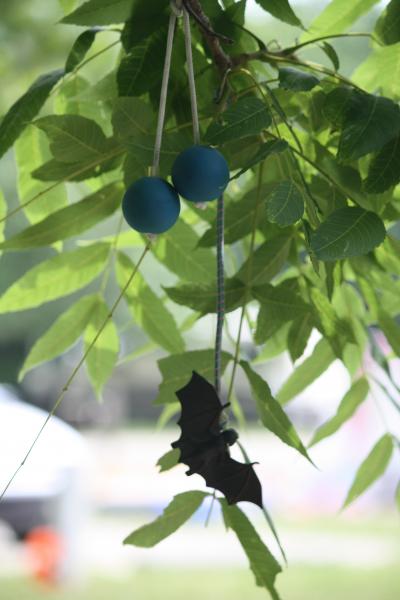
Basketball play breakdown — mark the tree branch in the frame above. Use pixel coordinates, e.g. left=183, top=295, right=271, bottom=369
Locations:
left=184, top=0, right=233, bottom=73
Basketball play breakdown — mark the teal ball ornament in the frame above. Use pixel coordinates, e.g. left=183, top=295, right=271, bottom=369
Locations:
left=122, top=176, right=180, bottom=234
left=172, top=145, right=230, bottom=202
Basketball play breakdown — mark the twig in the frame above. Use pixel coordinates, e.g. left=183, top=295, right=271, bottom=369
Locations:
left=185, top=0, right=233, bottom=72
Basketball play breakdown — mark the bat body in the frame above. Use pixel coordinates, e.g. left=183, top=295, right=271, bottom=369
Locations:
left=172, top=371, right=263, bottom=508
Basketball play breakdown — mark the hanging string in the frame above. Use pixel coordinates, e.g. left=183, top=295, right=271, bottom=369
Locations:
left=181, top=4, right=225, bottom=392
left=182, top=6, right=200, bottom=145
left=159, top=3, right=223, bottom=393
left=152, top=10, right=178, bottom=175
left=215, top=194, right=225, bottom=394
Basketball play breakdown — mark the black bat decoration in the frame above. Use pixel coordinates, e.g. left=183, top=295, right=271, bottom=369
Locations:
left=171, top=371, right=263, bottom=508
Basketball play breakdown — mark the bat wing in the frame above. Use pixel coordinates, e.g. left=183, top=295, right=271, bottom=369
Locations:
left=195, top=454, right=263, bottom=509
left=172, top=371, right=224, bottom=457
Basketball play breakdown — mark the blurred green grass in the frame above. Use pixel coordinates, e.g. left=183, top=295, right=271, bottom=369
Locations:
left=2, top=564, right=399, bottom=600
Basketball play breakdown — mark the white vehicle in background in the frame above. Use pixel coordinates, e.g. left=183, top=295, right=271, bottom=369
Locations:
left=0, top=386, right=89, bottom=583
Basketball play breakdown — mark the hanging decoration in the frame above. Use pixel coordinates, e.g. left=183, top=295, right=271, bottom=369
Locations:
left=172, top=371, right=263, bottom=508
left=121, top=0, right=262, bottom=507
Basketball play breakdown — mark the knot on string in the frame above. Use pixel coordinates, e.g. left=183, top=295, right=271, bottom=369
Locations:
left=170, top=0, right=183, bottom=17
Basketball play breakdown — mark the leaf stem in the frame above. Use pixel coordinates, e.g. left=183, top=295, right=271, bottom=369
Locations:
left=0, top=240, right=152, bottom=502
left=241, top=51, right=364, bottom=91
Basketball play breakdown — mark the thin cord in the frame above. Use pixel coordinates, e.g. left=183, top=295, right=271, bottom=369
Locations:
left=215, top=194, right=225, bottom=394
left=183, top=7, right=200, bottom=145
left=0, top=243, right=152, bottom=501
left=152, top=12, right=177, bottom=175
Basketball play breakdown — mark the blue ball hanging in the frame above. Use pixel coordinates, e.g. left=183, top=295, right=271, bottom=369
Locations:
left=122, top=176, right=180, bottom=234
left=172, top=145, right=230, bottom=202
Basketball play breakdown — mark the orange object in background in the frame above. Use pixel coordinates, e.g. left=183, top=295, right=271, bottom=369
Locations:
left=25, top=526, right=64, bottom=584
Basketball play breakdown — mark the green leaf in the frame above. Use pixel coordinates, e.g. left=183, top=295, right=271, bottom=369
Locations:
left=376, top=0, right=400, bottom=45
left=302, top=0, right=380, bottom=41
left=121, top=0, right=169, bottom=51
left=32, top=160, right=95, bottom=182
left=117, top=29, right=166, bottom=97
left=266, top=180, right=304, bottom=227
left=253, top=280, right=310, bottom=344
left=53, top=73, right=93, bottom=116
left=313, top=142, right=367, bottom=209
left=310, top=207, right=386, bottom=261
left=0, top=69, right=64, bottom=160
left=255, top=0, right=302, bottom=27
left=165, top=278, right=246, bottom=315
left=205, top=97, right=271, bottom=145
left=378, top=310, right=400, bottom=356
left=220, top=501, right=282, bottom=600
left=0, top=183, right=122, bottom=250
left=353, top=43, right=400, bottom=99
left=241, top=361, right=312, bottom=462
left=116, top=252, right=184, bottom=354
left=124, top=491, right=208, bottom=547
left=308, top=289, right=353, bottom=359
left=337, top=93, right=400, bottom=161
left=254, top=308, right=286, bottom=345
left=19, top=294, right=98, bottom=380
left=14, top=126, right=68, bottom=223
left=253, top=323, right=292, bottom=362
left=84, top=296, right=119, bottom=396
left=199, top=184, right=277, bottom=247
left=309, top=176, right=347, bottom=218
left=151, top=220, right=215, bottom=284
left=156, top=448, right=180, bottom=473
left=156, top=350, right=232, bottom=404
left=364, top=136, right=400, bottom=193
left=59, top=0, right=79, bottom=13
left=61, top=0, right=134, bottom=25
left=277, top=338, right=336, bottom=404
left=35, top=114, right=112, bottom=163
left=0, top=243, right=109, bottom=314
left=342, top=434, right=394, bottom=508
left=123, top=130, right=190, bottom=184
left=309, top=378, right=369, bottom=447
left=279, top=68, right=319, bottom=91
left=230, top=140, right=288, bottom=180
left=323, top=88, right=361, bottom=127
left=65, top=27, right=102, bottom=73
left=287, top=313, right=314, bottom=362
left=111, top=97, right=154, bottom=141
left=320, top=42, right=340, bottom=71
left=236, top=233, right=292, bottom=285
